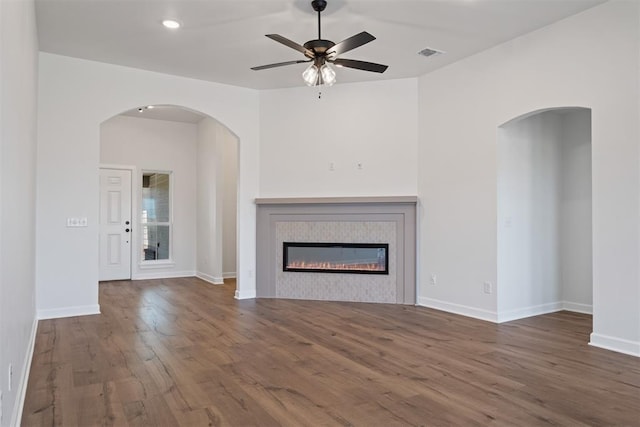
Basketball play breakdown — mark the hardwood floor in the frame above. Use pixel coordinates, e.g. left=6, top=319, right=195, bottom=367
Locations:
left=22, top=278, right=639, bottom=426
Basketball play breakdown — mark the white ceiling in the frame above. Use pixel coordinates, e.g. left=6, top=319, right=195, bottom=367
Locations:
left=35, top=0, right=605, bottom=90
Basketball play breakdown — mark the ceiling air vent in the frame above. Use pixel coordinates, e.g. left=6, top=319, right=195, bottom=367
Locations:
left=418, top=47, right=445, bottom=58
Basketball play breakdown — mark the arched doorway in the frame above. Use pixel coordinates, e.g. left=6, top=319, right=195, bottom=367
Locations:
left=497, top=107, right=592, bottom=322
left=98, top=104, right=239, bottom=292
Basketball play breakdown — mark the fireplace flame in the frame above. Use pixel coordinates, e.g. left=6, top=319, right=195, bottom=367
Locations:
left=286, top=260, right=385, bottom=272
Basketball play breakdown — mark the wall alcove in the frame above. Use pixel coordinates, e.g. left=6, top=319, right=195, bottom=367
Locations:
left=497, top=107, right=592, bottom=322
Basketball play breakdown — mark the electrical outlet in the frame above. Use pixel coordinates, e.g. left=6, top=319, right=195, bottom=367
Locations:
left=483, top=281, right=492, bottom=294
left=7, top=364, right=12, bottom=391
left=430, top=274, right=437, bottom=285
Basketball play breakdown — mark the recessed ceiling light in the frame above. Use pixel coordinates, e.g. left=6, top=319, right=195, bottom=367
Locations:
left=162, top=19, right=181, bottom=29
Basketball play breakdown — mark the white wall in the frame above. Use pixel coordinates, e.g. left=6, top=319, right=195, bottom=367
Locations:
left=36, top=53, right=260, bottom=319
left=0, top=0, right=39, bottom=424
left=497, top=109, right=591, bottom=321
left=418, top=1, right=639, bottom=356
left=559, top=110, right=592, bottom=308
left=221, top=130, right=238, bottom=278
left=259, top=79, right=418, bottom=197
left=196, top=118, right=221, bottom=283
left=196, top=118, right=238, bottom=284
left=100, top=115, right=198, bottom=279
left=498, top=111, right=563, bottom=318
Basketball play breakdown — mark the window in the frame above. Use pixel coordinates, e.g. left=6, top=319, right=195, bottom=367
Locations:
left=141, top=172, right=171, bottom=262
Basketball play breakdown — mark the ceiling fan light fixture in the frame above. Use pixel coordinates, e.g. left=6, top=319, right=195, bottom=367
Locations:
left=320, top=63, right=336, bottom=86
left=302, top=63, right=319, bottom=86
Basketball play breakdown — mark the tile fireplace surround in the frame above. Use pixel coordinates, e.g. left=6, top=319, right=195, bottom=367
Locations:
left=255, top=197, right=417, bottom=304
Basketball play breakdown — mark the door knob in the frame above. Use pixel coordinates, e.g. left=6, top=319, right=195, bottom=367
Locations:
left=125, top=220, right=130, bottom=225
left=125, top=228, right=130, bottom=233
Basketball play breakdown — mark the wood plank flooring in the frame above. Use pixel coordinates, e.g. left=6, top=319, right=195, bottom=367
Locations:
left=22, top=277, right=640, bottom=426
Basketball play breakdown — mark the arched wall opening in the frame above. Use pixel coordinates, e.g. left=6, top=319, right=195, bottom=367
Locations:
left=497, top=107, right=592, bottom=323
left=98, top=104, right=239, bottom=291
left=34, top=53, right=260, bottom=320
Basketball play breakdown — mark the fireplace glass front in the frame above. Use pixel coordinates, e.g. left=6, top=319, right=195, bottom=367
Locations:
left=283, top=242, right=389, bottom=274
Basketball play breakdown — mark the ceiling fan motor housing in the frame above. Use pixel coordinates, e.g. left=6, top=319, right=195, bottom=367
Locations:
left=303, top=39, right=336, bottom=59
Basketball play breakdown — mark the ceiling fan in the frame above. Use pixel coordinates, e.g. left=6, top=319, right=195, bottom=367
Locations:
left=251, top=0, right=388, bottom=87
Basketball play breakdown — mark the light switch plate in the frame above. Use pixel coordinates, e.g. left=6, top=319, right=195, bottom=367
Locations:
left=67, top=217, right=88, bottom=227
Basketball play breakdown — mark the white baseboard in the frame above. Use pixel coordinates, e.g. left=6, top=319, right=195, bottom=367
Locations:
left=132, top=270, right=195, bottom=280
left=590, top=333, right=640, bottom=357
left=497, top=302, right=563, bottom=323
left=498, top=301, right=592, bottom=322
left=37, top=304, right=100, bottom=320
left=235, top=288, right=256, bottom=300
left=223, top=272, right=236, bottom=279
left=196, top=272, right=224, bottom=285
left=417, top=297, right=497, bottom=323
left=11, top=316, right=38, bottom=427
left=418, top=298, right=593, bottom=324
left=562, top=301, right=593, bottom=314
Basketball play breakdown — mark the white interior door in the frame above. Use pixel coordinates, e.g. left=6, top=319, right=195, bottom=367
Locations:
left=99, top=168, right=132, bottom=281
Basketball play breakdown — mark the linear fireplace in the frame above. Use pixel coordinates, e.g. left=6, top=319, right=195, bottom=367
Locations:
left=283, top=242, right=389, bottom=275
left=256, top=197, right=416, bottom=304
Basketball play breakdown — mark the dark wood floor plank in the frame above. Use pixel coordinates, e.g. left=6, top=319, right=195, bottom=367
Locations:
left=22, top=277, right=640, bottom=426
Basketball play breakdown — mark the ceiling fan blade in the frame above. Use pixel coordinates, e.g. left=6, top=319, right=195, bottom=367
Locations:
left=265, top=34, right=314, bottom=57
left=327, top=31, right=376, bottom=57
left=331, top=58, right=388, bottom=73
left=251, top=60, right=311, bottom=71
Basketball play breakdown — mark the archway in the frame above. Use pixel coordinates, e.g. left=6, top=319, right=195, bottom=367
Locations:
left=99, top=104, right=240, bottom=292
left=497, top=107, right=592, bottom=322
